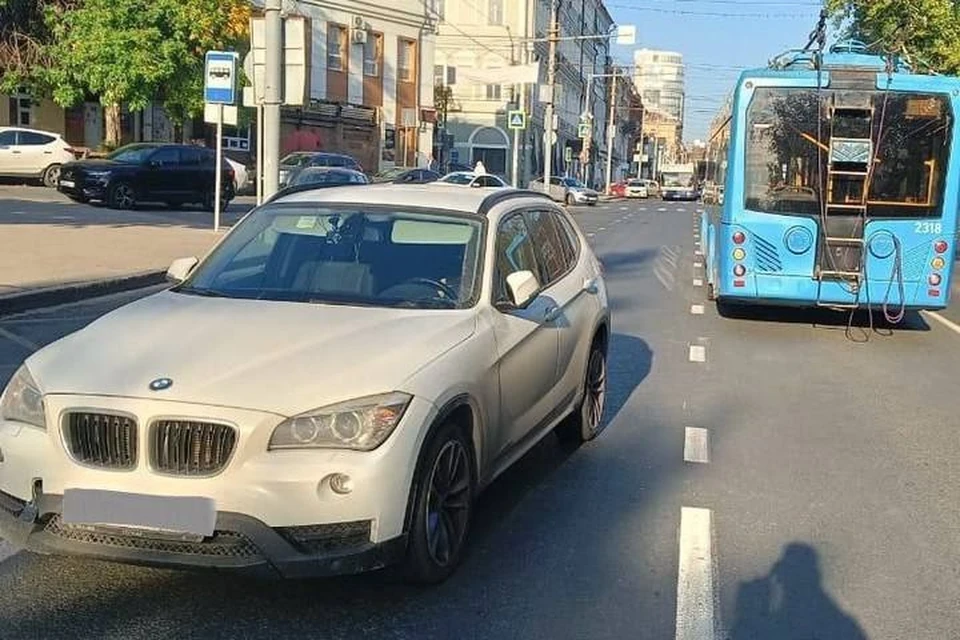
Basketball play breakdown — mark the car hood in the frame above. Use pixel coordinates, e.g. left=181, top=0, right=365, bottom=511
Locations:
left=27, top=291, right=477, bottom=416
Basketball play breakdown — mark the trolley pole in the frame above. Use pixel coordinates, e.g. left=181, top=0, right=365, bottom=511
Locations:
left=262, top=0, right=282, bottom=199
left=543, top=0, right=559, bottom=192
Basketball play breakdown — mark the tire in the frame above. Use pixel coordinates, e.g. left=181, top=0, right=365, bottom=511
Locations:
left=565, top=193, right=574, bottom=206
left=107, top=182, right=136, bottom=210
left=403, top=421, right=475, bottom=584
left=42, top=164, right=61, bottom=189
left=556, top=337, right=608, bottom=446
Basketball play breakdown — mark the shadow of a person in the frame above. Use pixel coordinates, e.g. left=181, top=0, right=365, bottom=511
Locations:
left=729, top=543, right=869, bottom=640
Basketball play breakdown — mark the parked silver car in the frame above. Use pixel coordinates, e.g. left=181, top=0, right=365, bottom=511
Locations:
left=528, top=176, right=599, bottom=206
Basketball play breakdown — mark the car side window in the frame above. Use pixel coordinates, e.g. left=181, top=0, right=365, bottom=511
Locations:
left=525, top=209, right=574, bottom=287
left=19, top=132, right=55, bottom=145
left=150, top=147, right=181, bottom=166
left=553, top=211, right=581, bottom=268
left=494, top=213, right=541, bottom=304
left=0, top=131, right=17, bottom=145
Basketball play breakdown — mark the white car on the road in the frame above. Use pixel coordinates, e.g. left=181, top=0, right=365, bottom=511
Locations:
left=625, top=179, right=649, bottom=199
left=0, top=126, right=78, bottom=188
left=436, top=171, right=509, bottom=189
left=0, top=184, right=610, bottom=583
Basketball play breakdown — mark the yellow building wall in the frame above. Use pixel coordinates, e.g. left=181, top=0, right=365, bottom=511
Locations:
left=0, top=95, right=65, bottom=135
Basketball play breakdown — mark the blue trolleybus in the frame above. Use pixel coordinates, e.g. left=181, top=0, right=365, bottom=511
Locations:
left=701, top=39, right=960, bottom=319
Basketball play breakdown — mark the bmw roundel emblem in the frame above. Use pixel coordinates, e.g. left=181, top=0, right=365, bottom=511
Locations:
left=149, top=378, right=173, bottom=391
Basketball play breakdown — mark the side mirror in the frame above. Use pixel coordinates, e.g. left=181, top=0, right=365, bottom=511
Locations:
left=505, top=270, right=540, bottom=308
left=166, top=256, right=199, bottom=283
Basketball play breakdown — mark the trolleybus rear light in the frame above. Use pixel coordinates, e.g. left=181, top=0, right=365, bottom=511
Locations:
left=932, top=257, right=946, bottom=270
left=734, top=280, right=745, bottom=288
left=934, top=240, right=948, bottom=254
left=929, top=273, right=942, bottom=286
left=732, top=231, right=746, bottom=245
left=733, top=264, right=746, bottom=277
left=732, top=248, right=746, bottom=261
left=929, top=289, right=941, bottom=297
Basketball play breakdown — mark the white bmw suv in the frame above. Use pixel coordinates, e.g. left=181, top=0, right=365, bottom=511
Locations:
left=0, top=184, right=610, bottom=583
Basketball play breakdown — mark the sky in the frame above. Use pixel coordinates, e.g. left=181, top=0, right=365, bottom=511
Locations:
left=605, top=0, right=825, bottom=141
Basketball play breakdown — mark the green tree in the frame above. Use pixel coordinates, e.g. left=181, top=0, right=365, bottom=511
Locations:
left=826, top=0, right=960, bottom=73
left=35, top=0, right=249, bottom=148
left=0, top=0, right=78, bottom=89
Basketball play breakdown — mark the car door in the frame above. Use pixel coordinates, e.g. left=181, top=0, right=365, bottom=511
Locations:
left=142, top=146, right=186, bottom=200
left=17, top=131, right=58, bottom=175
left=489, top=212, right=562, bottom=457
left=526, top=208, right=601, bottom=396
left=0, top=130, right=21, bottom=176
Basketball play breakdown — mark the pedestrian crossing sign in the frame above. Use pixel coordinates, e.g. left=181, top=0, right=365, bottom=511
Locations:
left=508, top=110, right=527, bottom=130
left=578, top=122, right=591, bottom=139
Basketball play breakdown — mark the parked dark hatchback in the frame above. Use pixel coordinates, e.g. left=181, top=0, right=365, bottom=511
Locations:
left=279, top=152, right=362, bottom=187
left=57, top=143, right=234, bottom=210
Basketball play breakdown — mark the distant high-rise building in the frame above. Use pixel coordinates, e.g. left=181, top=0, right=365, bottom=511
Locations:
left=632, top=48, right=685, bottom=135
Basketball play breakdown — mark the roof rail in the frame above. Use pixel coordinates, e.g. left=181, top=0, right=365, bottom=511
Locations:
left=477, top=188, right=555, bottom=215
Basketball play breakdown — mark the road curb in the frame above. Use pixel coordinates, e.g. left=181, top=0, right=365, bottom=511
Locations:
left=0, top=270, right=167, bottom=317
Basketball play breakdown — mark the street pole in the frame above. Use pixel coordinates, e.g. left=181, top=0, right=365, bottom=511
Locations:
left=256, top=103, right=264, bottom=205
left=543, top=0, right=559, bottom=191
left=262, top=0, right=282, bottom=199
left=604, top=69, right=618, bottom=195
left=510, top=37, right=522, bottom=187
left=582, top=74, right=593, bottom=186
left=214, top=104, right=223, bottom=232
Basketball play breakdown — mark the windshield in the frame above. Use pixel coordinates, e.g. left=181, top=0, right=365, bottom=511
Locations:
left=280, top=153, right=311, bottom=167
left=108, top=145, right=156, bottom=164
left=440, top=173, right=474, bottom=185
left=562, top=178, right=586, bottom=188
left=178, top=206, right=484, bottom=309
left=745, top=88, right=952, bottom=218
left=628, top=180, right=645, bottom=186
left=662, top=172, right=694, bottom=187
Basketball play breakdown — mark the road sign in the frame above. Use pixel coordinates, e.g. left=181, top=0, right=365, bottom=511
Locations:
left=204, top=51, right=238, bottom=105
left=578, top=123, right=591, bottom=139
left=508, top=110, right=526, bottom=130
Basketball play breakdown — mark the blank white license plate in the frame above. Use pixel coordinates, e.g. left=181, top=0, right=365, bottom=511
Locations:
left=59, top=180, right=75, bottom=188
left=61, top=489, right=216, bottom=537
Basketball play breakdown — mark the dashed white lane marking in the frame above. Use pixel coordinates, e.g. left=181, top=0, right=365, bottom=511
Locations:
left=923, top=311, right=960, bottom=336
left=598, top=226, right=606, bottom=231
left=658, top=207, right=667, bottom=212
left=676, top=507, right=717, bottom=640
left=691, top=304, right=704, bottom=315
left=694, top=262, right=703, bottom=269
left=689, top=345, right=706, bottom=362
left=684, top=427, right=710, bottom=464
left=587, top=232, right=596, bottom=238
left=620, top=206, right=628, bottom=211
left=0, top=327, right=39, bottom=352
left=0, top=540, right=18, bottom=564
left=693, top=278, right=703, bottom=287
left=676, top=208, right=685, bottom=212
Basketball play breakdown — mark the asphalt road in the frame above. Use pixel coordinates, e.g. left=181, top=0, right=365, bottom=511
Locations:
left=1, top=198, right=959, bottom=639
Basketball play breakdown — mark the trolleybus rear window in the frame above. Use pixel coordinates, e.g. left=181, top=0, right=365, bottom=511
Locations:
left=744, top=88, right=952, bottom=218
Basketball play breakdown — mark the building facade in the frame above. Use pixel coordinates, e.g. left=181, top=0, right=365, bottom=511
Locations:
left=274, top=0, right=437, bottom=173
left=434, top=0, right=619, bottom=187
left=633, top=48, right=684, bottom=148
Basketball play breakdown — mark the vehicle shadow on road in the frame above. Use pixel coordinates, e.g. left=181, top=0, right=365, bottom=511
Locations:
left=0, top=197, right=252, bottom=230
left=727, top=542, right=869, bottom=640
left=718, top=302, right=931, bottom=336
left=597, top=248, right=660, bottom=275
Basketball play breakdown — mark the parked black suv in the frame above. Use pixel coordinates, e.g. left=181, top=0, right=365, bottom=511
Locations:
left=57, top=143, right=235, bottom=210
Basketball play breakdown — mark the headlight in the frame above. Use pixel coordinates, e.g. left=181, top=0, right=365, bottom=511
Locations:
left=0, top=364, right=46, bottom=429
left=268, top=392, right=412, bottom=451
left=86, top=170, right=111, bottom=180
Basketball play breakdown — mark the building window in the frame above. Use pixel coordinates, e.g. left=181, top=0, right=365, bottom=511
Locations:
left=488, top=0, right=503, bottom=25
left=486, top=84, right=502, bottom=100
left=327, top=24, right=346, bottom=71
left=364, top=32, right=382, bottom=77
left=398, top=38, right=416, bottom=82
left=9, top=88, right=32, bottom=126
left=434, top=65, right=457, bottom=87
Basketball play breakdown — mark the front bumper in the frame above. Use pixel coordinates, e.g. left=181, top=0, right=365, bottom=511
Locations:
left=0, top=487, right=405, bottom=578
left=57, top=176, right=108, bottom=201
left=0, top=394, right=438, bottom=576
left=571, top=191, right=599, bottom=205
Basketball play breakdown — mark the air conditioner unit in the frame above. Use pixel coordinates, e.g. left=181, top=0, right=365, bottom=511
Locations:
left=352, top=28, right=367, bottom=45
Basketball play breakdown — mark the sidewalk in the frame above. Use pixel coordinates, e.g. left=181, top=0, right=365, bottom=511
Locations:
left=0, top=185, right=254, bottom=313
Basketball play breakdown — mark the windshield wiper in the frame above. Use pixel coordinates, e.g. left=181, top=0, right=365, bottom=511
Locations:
left=176, top=286, right=242, bottom=299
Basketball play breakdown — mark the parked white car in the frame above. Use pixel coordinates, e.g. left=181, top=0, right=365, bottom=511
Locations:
left=437, top=171, right=509, bottom=189
left=0, top=184, right=610, bottom=584
left=0, top=126, right=78, bottom=188
left=625, top=179, right=649, bottom=199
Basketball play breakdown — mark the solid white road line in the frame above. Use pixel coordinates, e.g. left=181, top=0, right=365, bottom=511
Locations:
left=689, top=345, right=706, bottom=362
left=693, top=279, right=703, bottom=287
left=0, top=327, right=39, bottom=352
left=923, top=310, right=960, bottom=336
left=676, top=507, right=717, bottom=640
left=683, top=428, right=710, bottom=464
left=691, top=304, right=705, bottom=315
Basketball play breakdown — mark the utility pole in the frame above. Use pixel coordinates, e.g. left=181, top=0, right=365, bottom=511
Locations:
left=604, top=68, right=618, bottom=195
left=543, top=0, right=559, bottom=191
left=262, top=0, right=282, bottom=199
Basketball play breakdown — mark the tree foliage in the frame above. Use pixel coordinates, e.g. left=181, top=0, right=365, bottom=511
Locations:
left=825, top=0, right=960, bottom=73
left=0, top=0, right=79, bottom=89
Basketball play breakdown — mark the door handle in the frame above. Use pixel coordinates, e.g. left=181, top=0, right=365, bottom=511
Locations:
left=544, top=305, right=561, bottom=322
left=583, top=278, right=599, bottom=294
